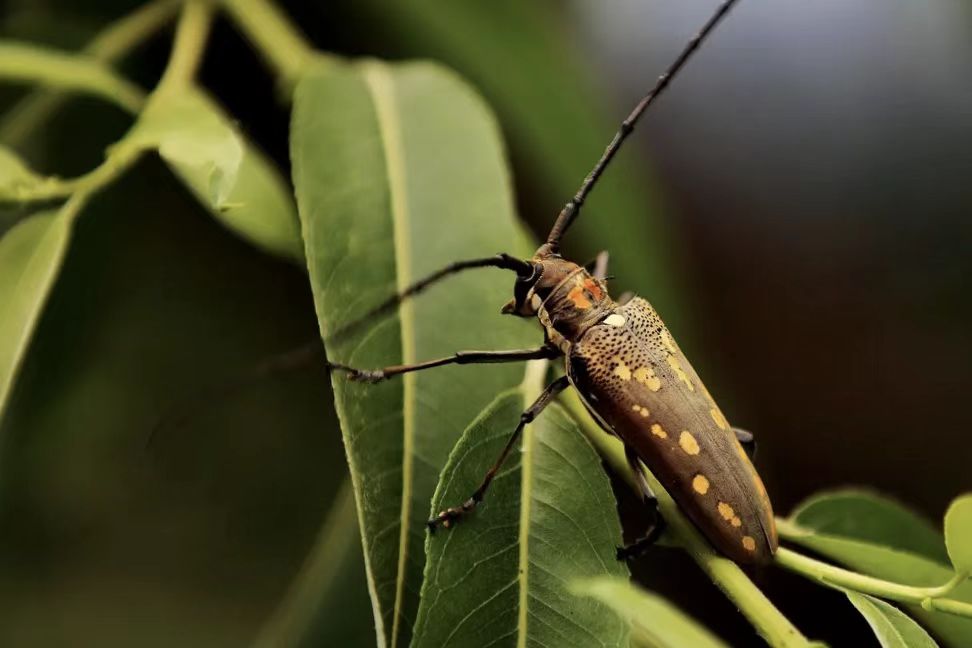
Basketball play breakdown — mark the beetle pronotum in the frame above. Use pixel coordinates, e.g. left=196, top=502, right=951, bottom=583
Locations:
left=327, top=0, right=776, bottom=565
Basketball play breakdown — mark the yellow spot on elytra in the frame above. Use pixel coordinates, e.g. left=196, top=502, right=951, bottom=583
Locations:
left=710, top=407, right=729, bottom=431
left=614, top=359, right=631, bottom=381
left=651, top=424, right=667, bottom=439
left=633, top=366, right=662, bottom=392
left=679, top=431, right=700, bottom=455
left=742, top=536, right=757, bottom=551
left=692, top=474, right=710, bottom=495
left=630, top=404, right=650, bottom=418
left=661, top=329, right=678, bottom=354
left=666, top=354, right=695, bottom=391
left=604, top=313, right=626, bottom=327
left=731, top=516, right=742, bottom=527
left=717, top=501, right=735, bottom=521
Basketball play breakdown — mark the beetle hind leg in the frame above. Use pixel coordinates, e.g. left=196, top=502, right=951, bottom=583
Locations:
left=616, top=445, right=668, bottom=562
left=733, top=427, right=756, bottom=459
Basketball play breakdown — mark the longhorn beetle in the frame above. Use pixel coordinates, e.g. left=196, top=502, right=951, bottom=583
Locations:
left=326, top=0, right=777, bottom=566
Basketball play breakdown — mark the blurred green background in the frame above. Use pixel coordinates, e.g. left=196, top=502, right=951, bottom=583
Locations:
left=1, top=0, right=970, bottom=645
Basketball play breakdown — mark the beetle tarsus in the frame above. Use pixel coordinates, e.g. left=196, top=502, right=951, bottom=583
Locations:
left=427, top=500, right=476, bottom=532
left=347, top=369, right=386, bottom=384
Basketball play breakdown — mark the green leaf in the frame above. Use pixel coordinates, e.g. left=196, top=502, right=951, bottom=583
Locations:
left=0, top=205, right=76, bottom=424
left=412, top=381, right=628, bottom=647
left=0, top=40, right=143, bottom=113
left=786, top=490, right=972, bottom=646
left=846, top=592, right=939, bottom=648
left=792, top=489, right=949, bottom=563
left=571, top=576, right=726, bottom=648
left=944, top=495, right=972, bottom=575
left=292, top=59, right=544, bottom=647
left=121, top=88, right=302, bottom=260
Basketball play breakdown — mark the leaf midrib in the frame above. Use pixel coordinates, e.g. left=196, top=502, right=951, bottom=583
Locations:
left=361, top=62, right=416, bottom=648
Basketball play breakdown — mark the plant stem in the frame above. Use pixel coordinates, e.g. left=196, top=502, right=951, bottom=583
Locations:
left=774, top=547, right=972, bottom=618
left=5, top=0, right=216, bottom=204
left=0, top=0, right=177, bottom=146
left=158, top=0, right=214, bottom=92
left=0, top=43, right=144, bottom=114
left=559, top=390, right=816, bottom=648
left=219, top=0, right=315, bottom=91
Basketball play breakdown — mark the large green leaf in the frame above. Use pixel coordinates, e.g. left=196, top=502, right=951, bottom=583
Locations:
left=847, top=593, right=938, bottom=648
left=120, top=88, right=302, bottom=261
left=572, top=576, right=727, bottom=648
left=786, top=490, right=972, bottom=646
left=292, top=59, right=544, bottom=647
left=0, top=204, right=75, bottom=424
left=412, top=381, right=628, bottom=647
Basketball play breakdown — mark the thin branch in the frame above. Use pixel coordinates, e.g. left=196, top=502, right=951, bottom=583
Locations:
left=0, top=0, right=178, bottom=146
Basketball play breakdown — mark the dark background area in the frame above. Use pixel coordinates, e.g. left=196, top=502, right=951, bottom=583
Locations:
left=1, top=0, right=969, bottom=645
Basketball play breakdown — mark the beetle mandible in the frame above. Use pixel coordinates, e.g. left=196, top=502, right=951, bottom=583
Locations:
left=327, top=0, right=776, bottom=565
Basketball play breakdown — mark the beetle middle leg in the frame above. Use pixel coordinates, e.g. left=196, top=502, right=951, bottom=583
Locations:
left=427, top=375, right=571, bottom=531
left=329, top=345, right=560, bottom=383
left=616, top=444, right=668, bottom=561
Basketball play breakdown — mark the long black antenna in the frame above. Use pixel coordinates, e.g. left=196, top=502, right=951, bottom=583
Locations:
left=544, top=0, right=741, bottom=252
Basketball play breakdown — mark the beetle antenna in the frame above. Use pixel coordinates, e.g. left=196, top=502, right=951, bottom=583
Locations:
left=544, top=0, right=741, bottom=253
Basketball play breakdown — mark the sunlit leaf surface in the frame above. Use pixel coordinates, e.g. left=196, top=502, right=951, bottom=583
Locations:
left=847, top=592, right=938, bottom=648
left=572, top=576, right=726, bottom=648
left=123, top=88, right=302, bottom=261
left=0, top=207, right=74, bottom=425
left=944, top=494, right=972, bottom=575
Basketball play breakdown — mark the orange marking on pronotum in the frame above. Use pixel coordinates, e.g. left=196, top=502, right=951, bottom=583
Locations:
left=583, top=277, right=603, bottom=300
left=567, top=284, right=593, bottom=309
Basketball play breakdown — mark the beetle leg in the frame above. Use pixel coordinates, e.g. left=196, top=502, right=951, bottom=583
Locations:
left=330, top=253, right=532, bottom=343
left=616, top=445, right=668, bottom=561
left=427, top=375, right=571, bottom=531
left=329, top=345, right=561, bottom=384
left=585, top=250, right=610, bottom=280
left=616, top=291, right=635, bottom=305
left=733, top=427, right=756, bottom=459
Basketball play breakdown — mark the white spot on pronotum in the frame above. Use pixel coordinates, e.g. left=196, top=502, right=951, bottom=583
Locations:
left=604, top=313, right=626, bottom=327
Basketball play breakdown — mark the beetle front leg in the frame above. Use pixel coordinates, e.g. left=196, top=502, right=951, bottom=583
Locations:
left=427, top=375, right=571, bottom=531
